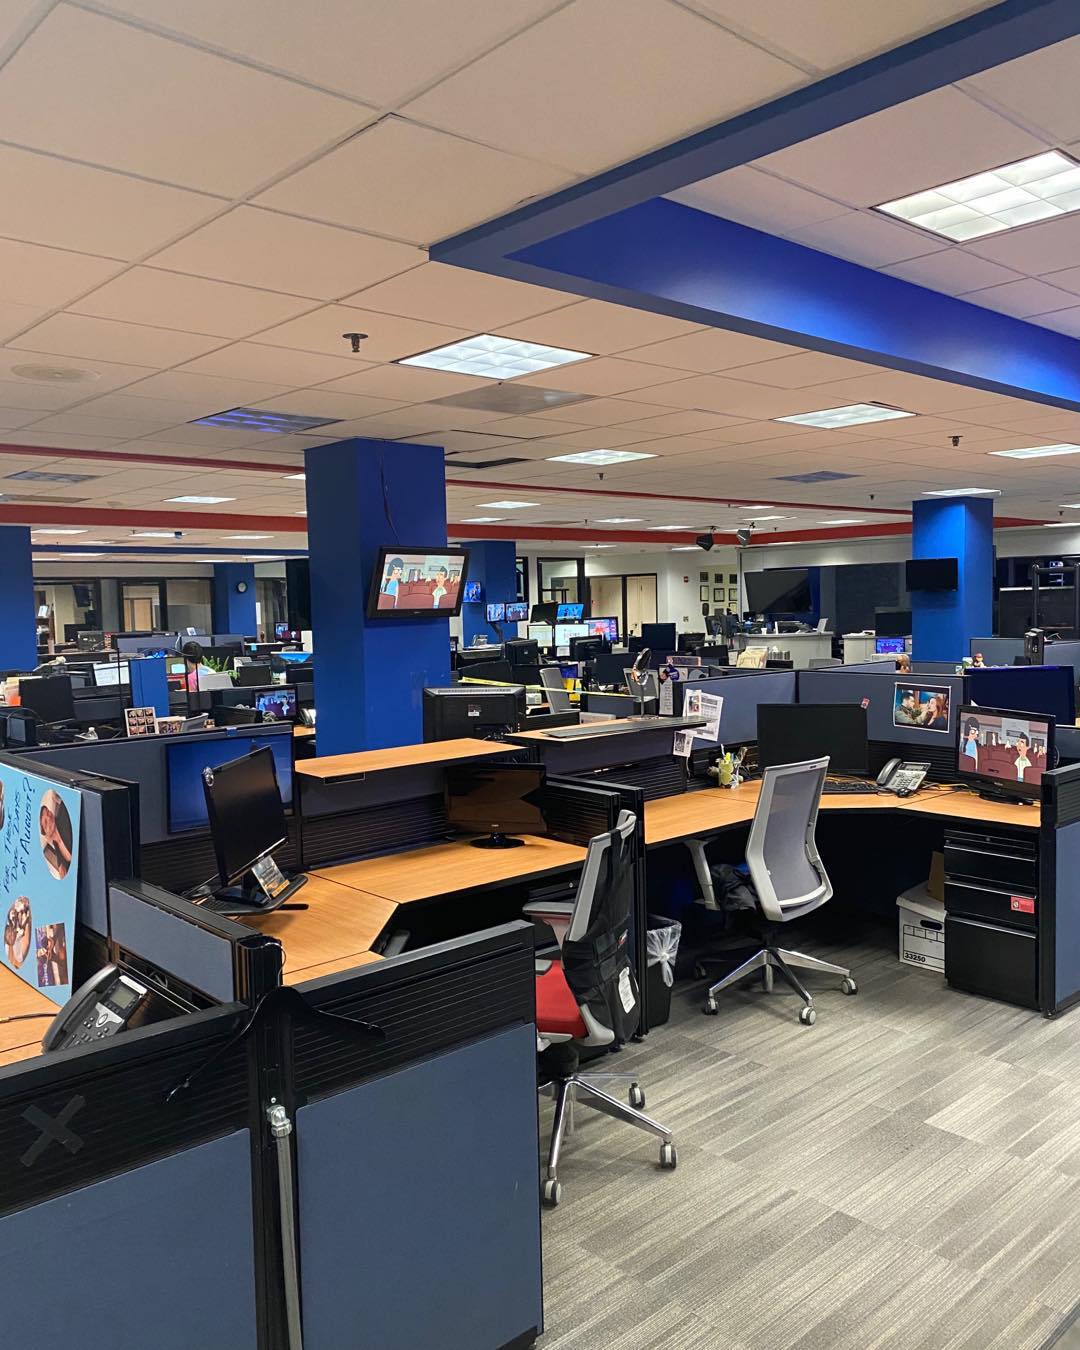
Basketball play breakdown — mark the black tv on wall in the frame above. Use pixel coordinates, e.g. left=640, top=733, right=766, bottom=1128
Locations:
left=744, top=568, right=812, bottom=616
left=366, top=546, right=471, bottom=618
left=905, top=557, right=958, bottom=591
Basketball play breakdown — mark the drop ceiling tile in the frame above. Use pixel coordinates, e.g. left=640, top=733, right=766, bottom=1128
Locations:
left=495, top=299, right=703, bottom=355
left=1029, top=307, right=1080, bottom=339
left=240, top=389, right=406, bottom=421
left=0, top=239, right=128, bottom=311
left=518, top=358, right=694, bottom=398
left=961, top=278, right=1080, bottom=319
left=405, top=0, right=802, bottom=174
left=9, top=313, right=225, bottom=368
left=70, top=268, right=318, bottom=339
left=258, top=117, right=573, bottom=247
left=879, top=250, right=1025, bottom=296
left=0, top=301, right=48, bottom=343
left=528, top=397, right=681, bottom=427
left=963, top=36, right=1080, bottom=144
left=0, top=7, right=370, bottom=196
left=727, top=351, right=880, bottom=388
left=621, top=328, right=800, bottom=373
left=615, top=409, right=746, bottom=436
left=22, top=410, right=182, bottom=439
left=666, top=165, right=848, bottom=231
left=466, top=417, right=592, bottom=440
left=756, top=87, right=1045, bottom=207
left=786, top=210, right=945, bottom=267
left=4, top=431, right=124, bottom=451
left=623, top=373, right=836, bottom=418
left=256, top=303, right=469, bottom=362
left=527, top=426, right=659, bottom=452
left=0, top=145, right=220, bottom=259
left=92, top=0, right=563, bottom=106
left=961, top=207, right=1080, bottom=273
left=178, top=343, right=371, bottom=388
left=315, top=364, right=489, bottom=402
left=118, top=371, right=294, bottom=410
left=346, top=261, right=571, bottom=329
left=0, top=407, right=45, bottom=430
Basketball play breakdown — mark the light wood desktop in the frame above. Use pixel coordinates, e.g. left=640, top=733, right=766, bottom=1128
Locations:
left=296, top=737, right=512, bottom=783
left=0, top=964, right=55, bottom=1063
left=241, top=874, right=395, bottom=982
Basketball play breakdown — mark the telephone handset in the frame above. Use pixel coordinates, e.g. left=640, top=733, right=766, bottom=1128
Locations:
left=41, top=964, right=150, bottom=1053
left=876, top=758, right=931, bottom=796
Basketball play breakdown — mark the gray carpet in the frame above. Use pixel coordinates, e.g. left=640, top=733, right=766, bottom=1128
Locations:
left=537, top=931, right=1080, bottom=1350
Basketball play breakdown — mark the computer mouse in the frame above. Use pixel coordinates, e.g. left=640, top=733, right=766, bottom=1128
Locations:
left=896, top=787, right=914, bottom=798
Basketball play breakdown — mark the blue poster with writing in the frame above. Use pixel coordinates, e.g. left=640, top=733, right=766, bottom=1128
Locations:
left=0, top=766, right=81, bottom=1007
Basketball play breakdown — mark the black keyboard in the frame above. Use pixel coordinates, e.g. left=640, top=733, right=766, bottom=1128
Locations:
left=822, top=780, right=880, bottom=796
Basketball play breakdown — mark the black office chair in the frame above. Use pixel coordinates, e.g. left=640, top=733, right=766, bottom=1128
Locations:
left=526, top=811, right=676, bottom=1206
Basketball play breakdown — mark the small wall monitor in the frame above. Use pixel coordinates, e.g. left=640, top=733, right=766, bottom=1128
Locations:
left=906, top=557, right=959, bottom=591
left=505, top=602, right=529, bottom=622
left=486, top=602, right=506, bottom=623
left=875, top=637, right=906, bottom=655
left=744, top=568, right=811, bottom=616
left=556, top=602, right=584, bottom=621
left=587, top=616, right=619, bottom=643
left=368, top=546, right=470, bottom=618
left=958, top=705, right=1052, bottom=801
left=876, top=608, right=912, bottom=638
left=462, top=580, right=483, bottom=604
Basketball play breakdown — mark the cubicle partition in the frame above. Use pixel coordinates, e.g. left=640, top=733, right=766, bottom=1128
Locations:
left=970, top=636, right=1025, bottom=665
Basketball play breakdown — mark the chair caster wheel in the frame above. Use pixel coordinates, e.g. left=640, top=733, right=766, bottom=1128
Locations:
left=693, top=963, right=707, bottom=980
left=660, top=1142, right=677, bottom=1170
left=542, top=1179, right=562, bottom=1207
left=841, top=977, right=858, bottom=995
left=799, top=1006, right=817, bottom=1026
left=629, top=1084, right=645, bottom=1109
left=704, top=997, right=719, bottom=1015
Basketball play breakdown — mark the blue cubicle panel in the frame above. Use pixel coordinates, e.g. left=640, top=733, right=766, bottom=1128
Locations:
left=970, top=636, right=1025, bottom=666
left=706, top=670, right=796, bottom=745
left=798, top=668, right=967, bottom=749
left=1052, top=819, right=1080, bottom=1012
left=0, top=1130, right=258, bottom=1350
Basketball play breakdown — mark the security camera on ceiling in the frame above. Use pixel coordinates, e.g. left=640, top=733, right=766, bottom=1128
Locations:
left=735, top=525, right=754, bottom=547
left=695, top=531, right=715, bottom=551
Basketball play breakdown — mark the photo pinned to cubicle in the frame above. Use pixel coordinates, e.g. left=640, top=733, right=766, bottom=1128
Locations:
left=0, top=765, right=81, bottom=1005
left=893, top=683, right=952, bottom=733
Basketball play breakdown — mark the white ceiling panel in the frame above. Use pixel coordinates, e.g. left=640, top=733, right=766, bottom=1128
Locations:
left=349, top=262, right=571, bottom=330
left=666, top=165, right=848, bottom=232
left=9, top=312, right=225, bottom=367
left=405, top=0, right=802, bottom=175
left=529, top=397, right=683, bottom=427
left=0, top=144, right=219, bottom=259
left=961, top=277, right=1080, bottom=319
left=256, top=304, right=469, bottom=362
left=315, top=364, right=489, bottom=402
left=0, top=239, right=125, bottom=310
left=149, top=207, right=423, bottom=301
left=620, top=327, right=800, bottom=373
left=964, top=36, right=1080, bottom=144
left=21, top=410, right=180, bottom=438
left=495, top=298, right=703, bottom=355
left=1028, top=306, right=1080, bottom=339
left=177, top=343, right=371, bottom=387
left=518, top=357, right=693, bottom=398
left=0, top=301, right=48, bottom=343
left=252, top=389, right=406, bottom=420
left=623, top=373, right=838, bottom=419
left=257, top=117, right=573, bottom=247
left=964, top=211, right=1080, bottom=272
left=117, top=370, right=294, bottom=409
left=880, top=249, right=1024, bottom=295
left=691, top=0, right=995, bottom=74
left=786, top=210, right=946, bottom=267
left=90, top=0, right=563, bottom=106
left=0, top=406, right=46, bottom=430
left=757, top=88, right=1045, bottom=207
left=593, top=408, right=743, bottom=436
left=0, top=7, right=370, bottom=196
left=725, top=351, right=881, bottom=388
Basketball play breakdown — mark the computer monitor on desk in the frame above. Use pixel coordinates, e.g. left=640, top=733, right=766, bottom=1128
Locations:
left=19, top=675, right=74, bottom=725
left=423, top=685, right=524, bottom=741
left=757, top=704, right=869, bottom=775
left=237, top=663, right=272, bottom=687
left=570, top=635, right=607, bottom=662
left=506, top=638, right=539, bottom=667
left=445, top=764, right=547, bottom=849
left=554, top=621, right=588, bottom=655
left=641, top=622, right=676, bottom=653
left=957, top=705, right=1052, bottom=803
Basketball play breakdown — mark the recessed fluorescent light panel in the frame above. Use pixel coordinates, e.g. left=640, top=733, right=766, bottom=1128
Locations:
left=545, top=449, right=656, bottom=466
left=648, top=525, right=693, bottom=531
left=921, top=487, right=1000, bottom=496
left=33, top=528, right=87, bottom=535
left=990, top=444, right=1080, bottom=459
left=225, top=534, right=272, bottom=540
left=284, top=472, right=305, bottom=481
left=475, top=500, right=537, bottom=509
left=1044, top=522, right=1077, bottom=528
left=7, top=469, right=98, bottom=484
left=776, top=403, right=913, bottom=429
left=744, top=515, right=792, bottom=522
left=819, top=518, right=866, bottom=525
left=132, top=532, right=178, bottom=538
left=167, top=495, right=236, bottom=504
left=191, top=407, right=341, bottom=433
left=595, top=517, right=643, bottom=524
left=460, top=517, right=505, bottom=524
left=670, top=546, right=699, bottom=551
left=878, top=151, right=1080, bottom=241
left=399, top=335, right=591, bottom=380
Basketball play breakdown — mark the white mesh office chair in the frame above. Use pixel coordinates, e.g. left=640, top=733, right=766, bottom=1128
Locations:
left=685, top=757, right=857, bottom=1026
left=526, top=810, right=676, bottom=1206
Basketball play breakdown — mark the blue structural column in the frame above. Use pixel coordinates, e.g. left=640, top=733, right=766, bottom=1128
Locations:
left=212, top=563, right=257, bottom=636
left=0, top=526, right=37, bottom=670
left=304, top=438, right=451, bottom=754
left=461, top=540, right=518, bottom=645
left=910, top=497, right=993, bottom=661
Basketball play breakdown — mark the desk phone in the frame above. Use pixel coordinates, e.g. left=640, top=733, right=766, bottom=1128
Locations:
left=876, top=759, right=930, bottom=796
left=42, top=965, right=150, bottom=1053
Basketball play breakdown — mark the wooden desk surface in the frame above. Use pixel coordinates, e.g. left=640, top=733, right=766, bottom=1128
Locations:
left=295, top=737, right=512, bottom=782
left=286, top=950, right=382, bottom=986
left=317, top=834, right=587, bottom=904
left=293, top=725, right=315, bottom=739
left=0, top=965, right=55, bottom=1058
left=240, top=875, right=396, bottom=977
left=899, top=788, right=1040, bottom=829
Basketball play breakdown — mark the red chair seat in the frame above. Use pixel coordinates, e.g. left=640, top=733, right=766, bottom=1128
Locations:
left=536, top=962, right=587, bottom=1038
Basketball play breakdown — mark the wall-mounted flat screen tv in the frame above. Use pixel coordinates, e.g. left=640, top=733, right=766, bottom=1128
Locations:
left=905, top=557, right=958, bottom=591
left=366, top=546, right=471, bottom=618
left=744, top=568, right=812, bottom=616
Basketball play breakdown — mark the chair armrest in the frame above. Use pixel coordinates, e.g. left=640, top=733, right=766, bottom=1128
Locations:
left=524, top=899, right=574, bottom=947
left=534, top=958, right=554, bottom=975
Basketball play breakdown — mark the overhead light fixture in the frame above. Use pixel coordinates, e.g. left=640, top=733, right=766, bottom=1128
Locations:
left=921, top=487, right=1000, bottom=496
left=586, top=543, right=617, bottom=548
left=738, top=506, right=779, bottom=512
left=475, top=500, right=537, bottom=509
left=877, top=150, right=1080, bottom=241
left=167, top=495, right=236, bottom=504
left=132, top=531, right=177, bottom=538
left=33, top=528, right=87, bottom=535
left=225, top=534, right=273, bottom=540
left=818, top=518, right=866, bottom=525
left=775, top=403, right=913, bottom=429
left=192, top=407, right=340, bottom=433
left=460, top=516, right=505, bottom=524
left=1059, top=503, right=1080, bottom=508
left=743, top=515, right=792, bottom=522
left=545, top=449, right=656, bottom=466
left=284, top=472, right=305, bottom=481
left=648, top=525, right=693, bottom=531
left=1044, top=522, right=1077, bottom=527
left=399, top=335, right=591, bottom=380
left=595, top=517, right=642, bottom=524
left=7, top=469, right=99, bottom=484
left=990, top=444, right=1080, bottom=459
left=670, top=545, right=699, bottom=551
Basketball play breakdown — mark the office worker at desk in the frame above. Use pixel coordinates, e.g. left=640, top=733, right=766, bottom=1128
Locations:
left=181, top=640, right=214, bottom=692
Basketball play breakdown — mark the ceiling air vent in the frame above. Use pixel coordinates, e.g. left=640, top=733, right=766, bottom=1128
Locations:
left=429, top=385, right=594, bottom=415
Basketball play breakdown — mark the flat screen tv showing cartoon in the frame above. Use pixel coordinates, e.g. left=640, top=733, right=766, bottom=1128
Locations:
left=505, top=602, right=529, bottom=623
left=957, top=705, right=1053, bottom=801
left=367, top=546, right=471, bottom=618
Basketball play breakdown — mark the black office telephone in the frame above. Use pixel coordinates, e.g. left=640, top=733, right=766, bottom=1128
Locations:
left=876, top=759, right=931, bottom=796
left=41, top=965, right=150, bottom=1053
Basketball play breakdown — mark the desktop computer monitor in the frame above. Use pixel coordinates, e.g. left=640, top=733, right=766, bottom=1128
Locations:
left=255, top=687, right=297, bottom=721
left=641, top=622, right=677, bottom=654
left=587, top=616, right=619, bottom=643
left=76, top=630, right=104, bottom=651
left=422, top=686, right=524, bottom=741
left=506, top=638, right=539, bottom=666
left=876, top=609, right=912, bottom=639
left=444, top=764, right=547, bottom=849
left=756, top=703, right=869, bottom=775
left=505, top=602, right=529, bottom=623
left=486, top=602, right=506, bottom=623
left=556, top=602, right=584, bottom=622
left=875, top=637, right=906, bottom=655
left=237, top=663, right=272, bottom=687
left=167, top=733, right=293, bottom=833
left=531, top=602, right=558, bottom=625
left=554, top=622, right=588, bottom=653
left=957, top=704, right=1052, bottom=802
left=19, top=675, right=74, bottom=725
left=592, top=652, right=630, bottom=688
left=92, top=661, right=129, bottom=687
left=202, top=747, right=289, bottom=886
left=569, top=635, right=607, bottom=662
left=527, top=622, right=553, bottom=645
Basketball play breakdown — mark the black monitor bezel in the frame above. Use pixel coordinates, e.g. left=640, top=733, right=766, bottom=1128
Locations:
left=956, top=702, right=1053, bottom=802
left=366, top=544, right=471, bottom=619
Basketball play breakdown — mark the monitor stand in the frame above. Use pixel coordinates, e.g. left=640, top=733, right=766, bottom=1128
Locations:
left=187, top=871, right=308, bottom=915
left=975, top=786, right=1035, bottom=807
left=470, top=829, right=525, bottom=850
